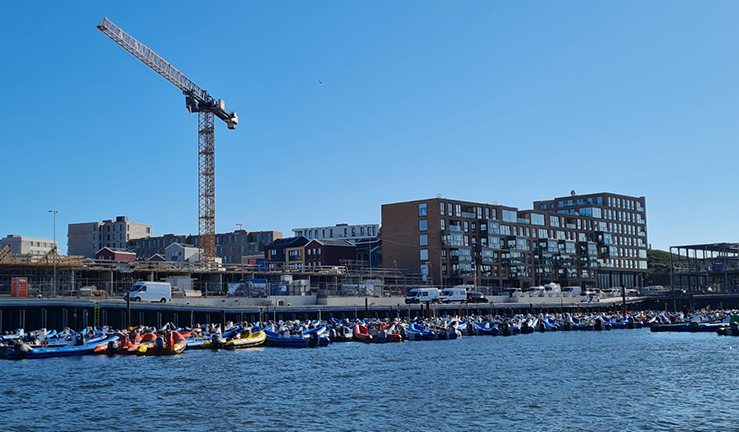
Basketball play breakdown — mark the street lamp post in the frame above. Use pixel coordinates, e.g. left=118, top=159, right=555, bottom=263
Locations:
left=236, top=223, right=244, bottom=282
left=48, top=210, right=58, bottom=297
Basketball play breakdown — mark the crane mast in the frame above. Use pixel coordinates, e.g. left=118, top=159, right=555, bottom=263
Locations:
left=97, top=17, right=237, bottom=265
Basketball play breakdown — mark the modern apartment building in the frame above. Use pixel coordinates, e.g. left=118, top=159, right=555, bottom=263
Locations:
left=381, top=192, right=647, bottom=291
left=265, top=236, right=310, bottom=270
left=128, top=230, right=281, bottom=263
left=67, top=216, right=152, bottom=258
left=304, top=239, right=357, bottom=268
left=292, top=223, right=380, bottom=241
left=0, top=235, right=57, bottom=256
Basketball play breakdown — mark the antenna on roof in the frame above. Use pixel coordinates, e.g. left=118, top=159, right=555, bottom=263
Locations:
left=570, top=190, right=576, bottom=196
left=436, top=193, right=443, bottom=199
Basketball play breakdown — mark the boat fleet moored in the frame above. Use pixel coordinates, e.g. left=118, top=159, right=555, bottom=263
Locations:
left=2, top=309, right=738, bottom=360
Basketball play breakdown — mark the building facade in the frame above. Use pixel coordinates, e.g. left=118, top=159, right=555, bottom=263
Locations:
left=165, top=243, right=199, bottom=263
left=127, top=230, right=281, bottom=263
left=292, top=223, right=379, bottom=241
left=265, top=236, right=310, bottom=269
left=67, top=216, right=152, bottom=258
left=381, top=192, right=647, bottom=291
left=0, top=235, right=57, bottom=256
left=95, top=247, right=137, bottom=262
left=304, top=239, right=357, bottom=268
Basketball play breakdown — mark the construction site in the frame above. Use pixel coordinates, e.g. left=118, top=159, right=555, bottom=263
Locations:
left=0, top=245, right=425, bottom=300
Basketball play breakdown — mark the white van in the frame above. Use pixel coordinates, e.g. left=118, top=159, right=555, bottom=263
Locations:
left=561, top=286, right=582, bottom=296
left=405, top=288, right=440, bottom=304
left=125, top=282, right=171, bottom=303
left=439, top=287, right=467, bottom=303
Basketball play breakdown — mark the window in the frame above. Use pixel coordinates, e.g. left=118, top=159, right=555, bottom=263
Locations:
left=419, top=220, right=427, bottom=231
left=420, top=249, right=428, bottom=261
left=419, top=203, right=427, bottom=217
left=440, top=219, right=446, bottom=230
left=455, top=204, right=461, bottom=217
left=440, top=202, right=445, bottom=216
left=549, top=215, right=560, bottom=227
left=503, top=210, right=517, bottom=222
left=419, top=235, right=428, bottom=246
left=531, top=213, right=545, bottom=226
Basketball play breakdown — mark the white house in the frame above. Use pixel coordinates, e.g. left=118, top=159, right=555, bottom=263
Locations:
left=165, top=243, right=199, bottom=262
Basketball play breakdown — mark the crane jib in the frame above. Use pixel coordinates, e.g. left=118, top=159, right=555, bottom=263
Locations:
left=96, top=17, right=238, bottom=265
left=96, top=17, right=236, bottom=128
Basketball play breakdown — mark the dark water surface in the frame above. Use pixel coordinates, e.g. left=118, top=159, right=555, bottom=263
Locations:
left=1, top=330, right=736, bottom=431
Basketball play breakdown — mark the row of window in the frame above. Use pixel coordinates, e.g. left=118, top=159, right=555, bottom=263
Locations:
left=217, top=233, right=271, bottom=244
left=423, top=202, right=500, bottom=220
left=434, top=256, right=648, bottom=272
left=92, top=223, right=142, bottom=233
left=541, top=196, right=644, bottom=213
left=301, top=226, right=376, bottom=239
left=94, top=233, right=128, bottom=241
left=26, top=241, right=53, bottom=248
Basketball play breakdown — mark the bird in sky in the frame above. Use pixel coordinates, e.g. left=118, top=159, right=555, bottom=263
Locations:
left=317, top=79, right=323, bottom=85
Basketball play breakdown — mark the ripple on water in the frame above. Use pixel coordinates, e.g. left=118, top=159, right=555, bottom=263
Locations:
left=0, top=330, right=737, bottom=430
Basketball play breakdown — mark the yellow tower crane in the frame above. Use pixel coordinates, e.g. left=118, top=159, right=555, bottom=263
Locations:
left=97, top=17, right=238, bottom=265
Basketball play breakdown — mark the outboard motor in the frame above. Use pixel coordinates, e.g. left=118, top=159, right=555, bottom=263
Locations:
left=466, top=322, right=475, bottom=336
left=500, top=321, right=511, bottom=337
left=539, top=321, right=546, bottom=333
left=594, top=318, right=603, bottom=331
left=12, top=340, right=30, bottom=359
left=731, top=321, right=739, bottom=337
left=155, top=337, right=165, bottom=356
left=308, top=331, right=319, bottom=348
left=210, top=333, right=221, bottom=350
left=107, top=339, right=119, bottom=356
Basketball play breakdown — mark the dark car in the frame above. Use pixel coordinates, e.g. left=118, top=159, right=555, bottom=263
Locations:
left=466, top=292, right=489, bottom=303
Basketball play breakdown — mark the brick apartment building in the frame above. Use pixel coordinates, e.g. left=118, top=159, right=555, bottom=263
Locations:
left=381, top=192, right=647, bottom=291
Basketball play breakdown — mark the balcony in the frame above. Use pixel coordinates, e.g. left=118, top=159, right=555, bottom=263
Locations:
left=461, top=212, right=476, bottom=219
left=449, top=225, right=463, bottom=232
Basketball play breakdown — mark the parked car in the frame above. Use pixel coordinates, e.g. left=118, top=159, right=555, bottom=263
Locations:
left=580, top=291, right=600, bottom=303
left=466, top=292, right=489, bottom=303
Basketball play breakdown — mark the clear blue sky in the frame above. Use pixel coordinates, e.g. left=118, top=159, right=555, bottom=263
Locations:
left=1, top=2, right=738, bottom=253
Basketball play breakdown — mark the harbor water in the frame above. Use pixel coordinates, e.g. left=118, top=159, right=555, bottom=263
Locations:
left=1, top=329, right=736, bottom=431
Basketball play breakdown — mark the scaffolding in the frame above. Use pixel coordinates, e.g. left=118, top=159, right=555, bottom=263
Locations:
left=670, top=243, right=739, bottom=293
left=0, top=254, right=425, bottom=298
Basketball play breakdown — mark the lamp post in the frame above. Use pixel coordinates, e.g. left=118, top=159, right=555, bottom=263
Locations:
left=235, top=223, right=244, bottom=282
left=48, top=210, right=58, bottom=297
